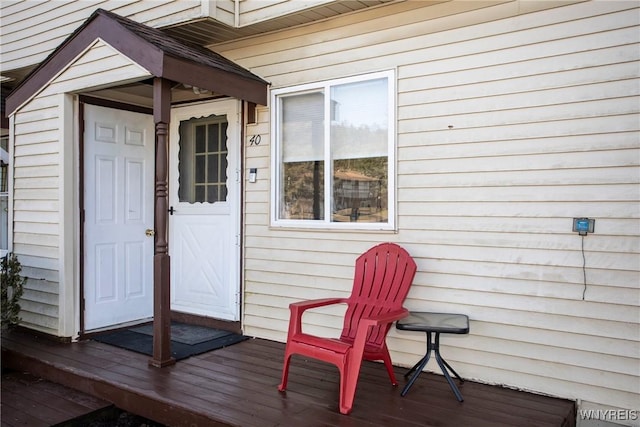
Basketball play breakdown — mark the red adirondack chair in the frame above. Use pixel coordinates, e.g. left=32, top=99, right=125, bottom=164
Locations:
left=278, top=242, right=417, bottom=415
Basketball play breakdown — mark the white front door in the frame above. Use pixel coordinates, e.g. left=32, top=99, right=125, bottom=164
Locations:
left=169, top=100, right=240, bottom=321
left=83, top=104, right=155, bottom=331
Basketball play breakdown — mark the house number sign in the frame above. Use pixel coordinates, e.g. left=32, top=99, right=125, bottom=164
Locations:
left=249, top=135, right=261, bottom=146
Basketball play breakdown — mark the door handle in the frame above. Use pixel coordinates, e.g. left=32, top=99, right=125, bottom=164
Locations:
left=145, top=229, right=155, bottom=237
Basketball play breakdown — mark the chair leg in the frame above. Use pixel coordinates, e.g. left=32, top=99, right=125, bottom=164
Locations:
left=339, top=381, right=355, bottom=414
left=339, top=356, right=364, bottom=415
left=278, top=351, right=292, bottom=392
left=338, top=365, right=351, bottom=415
left=381, top=349, right=398, bottom=385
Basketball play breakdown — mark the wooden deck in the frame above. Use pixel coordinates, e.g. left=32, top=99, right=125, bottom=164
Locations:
left=2, top=329, right=576, bottom=427
left=1, top=370, right=112, bottom=426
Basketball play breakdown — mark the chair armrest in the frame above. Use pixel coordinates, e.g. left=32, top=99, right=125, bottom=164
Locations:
left=349, top=308, right=409, bottom=362
left=359, top=308, right=409, bottom=328
left=290, top=298, right=347, bottom=312
left=287, top=298, right=348, bottom=337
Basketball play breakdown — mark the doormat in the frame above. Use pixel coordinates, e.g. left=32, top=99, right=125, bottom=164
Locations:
left=92, top=322, right=249, bottom=361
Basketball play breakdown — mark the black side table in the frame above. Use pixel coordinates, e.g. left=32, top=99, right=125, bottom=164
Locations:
left=396, top=312, right=469, bottom=401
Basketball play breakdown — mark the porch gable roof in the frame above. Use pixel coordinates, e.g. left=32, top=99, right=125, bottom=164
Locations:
left=6, top=8, right=269, bottom=114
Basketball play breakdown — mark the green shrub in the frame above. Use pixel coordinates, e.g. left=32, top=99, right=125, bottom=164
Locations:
left=1, top=253, right=26, bottom=328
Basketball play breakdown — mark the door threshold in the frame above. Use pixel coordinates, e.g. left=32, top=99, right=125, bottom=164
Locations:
left=81, top=318, right=153, bottom=339
left=171, top=311, right=241, bottom=335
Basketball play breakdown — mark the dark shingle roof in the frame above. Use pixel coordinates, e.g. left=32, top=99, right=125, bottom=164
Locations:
left=95, top=9, right=267, bottom=85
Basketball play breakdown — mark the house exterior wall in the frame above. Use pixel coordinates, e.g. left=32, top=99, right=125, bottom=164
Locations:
left=10, top=39, right=151, bottom=335
left=0, top=0, right=202, bottom=72
left=0, top=0, right=345, bottom=73
left=209, top=0, right=639, bottom=422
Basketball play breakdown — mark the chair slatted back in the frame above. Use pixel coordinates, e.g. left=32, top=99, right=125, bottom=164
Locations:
left=340, top=243, right=417, bottom=348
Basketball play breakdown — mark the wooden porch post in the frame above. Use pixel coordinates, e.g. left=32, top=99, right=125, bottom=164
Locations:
left=149, top=77, right=175, bottom=368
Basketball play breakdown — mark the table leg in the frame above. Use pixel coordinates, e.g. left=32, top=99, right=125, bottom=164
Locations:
left=400, top=331, right=433, bottom=397
left=434, top=333, right=464, bottom=402
left=440, top=357, right=463, bottom=382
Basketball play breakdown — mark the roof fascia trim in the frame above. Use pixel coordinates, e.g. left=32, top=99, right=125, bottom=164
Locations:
left=96, top=14, right=165, bottom=76
left=6, top=12, right=162, bottom=115
left=10, top=38, right=154, bottom=116
left=162, top=55, right=268, bottom=106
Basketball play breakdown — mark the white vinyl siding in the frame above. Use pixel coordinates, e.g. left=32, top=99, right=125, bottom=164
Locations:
left=222, top=0, right=639, bottom=418
left=12, top=92, right=63, bottom=334
left=0, top=0, right=203, bottom=72
left=10, top=40, right=151, bottom=335
left=0, top=0, right=377, bottom=74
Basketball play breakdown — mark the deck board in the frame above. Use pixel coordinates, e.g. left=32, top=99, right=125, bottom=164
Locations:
left=1, top=329, right=575, bottom=427
left=1, top=370, right=111, bottom=427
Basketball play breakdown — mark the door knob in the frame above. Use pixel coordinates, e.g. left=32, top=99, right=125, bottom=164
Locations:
left=145, top=229, right=155, bottom=237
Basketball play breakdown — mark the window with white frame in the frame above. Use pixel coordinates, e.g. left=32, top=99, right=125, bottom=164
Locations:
left=271, top=70, right=395, bottom=229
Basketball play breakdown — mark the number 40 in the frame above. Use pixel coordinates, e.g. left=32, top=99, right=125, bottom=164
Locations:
left=249, top=135, right=261, bottom=146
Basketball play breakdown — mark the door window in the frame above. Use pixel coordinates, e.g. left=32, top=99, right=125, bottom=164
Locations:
left=178, top=116, right=228, bottom=203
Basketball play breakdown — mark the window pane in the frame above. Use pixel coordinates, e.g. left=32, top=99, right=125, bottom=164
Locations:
left=207, top=154, right=219, bottom=184
left=178, top=122, right=193, bottom=202
left=195, top=155, right=206, bottom=183
left=331, top=78, right=388, bottom=160
left=332, top=157, right=387, bottom=223
left=281, top=92, right=324, bottom=162
left=280, top=161, right=324, bottom=220
left=330, top=78, right=388, bottom=223
left=221, top=122, right=228, bottom=150
left=279, top=92, right=325, bottom=220
left=195, top=125, right=206, bottom=153
left=178, top=115, right=228, bottom=204
left=219, top=153, right=228, bottom=183
left=208, top=123, right=219, bottom=152
left=207, top=185, right=218, bottom=203
left=194, top=185, right=205, bottom=202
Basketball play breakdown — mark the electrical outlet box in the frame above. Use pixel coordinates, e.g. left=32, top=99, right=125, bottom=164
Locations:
left=573, top=218, right=595, bottom=235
